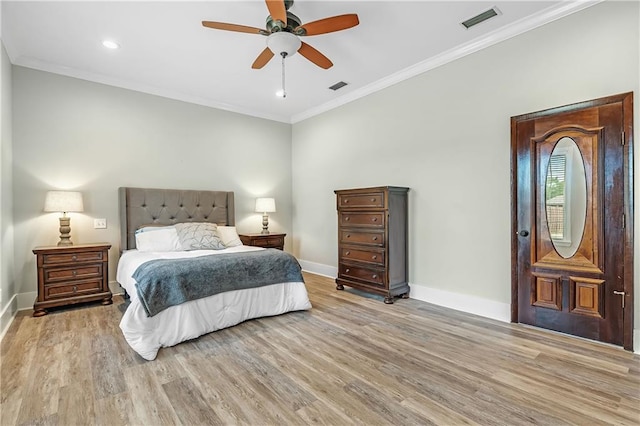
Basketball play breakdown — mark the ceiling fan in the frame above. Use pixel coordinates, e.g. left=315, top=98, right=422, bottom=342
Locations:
left=202, top=0, right=359, bottom=70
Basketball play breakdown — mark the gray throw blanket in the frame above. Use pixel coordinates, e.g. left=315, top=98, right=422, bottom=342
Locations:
left=133, top=249, right=304, bottom=317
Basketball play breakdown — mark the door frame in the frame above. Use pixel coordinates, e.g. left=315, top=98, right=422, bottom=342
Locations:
left=510, top=92, right=634, bottom=350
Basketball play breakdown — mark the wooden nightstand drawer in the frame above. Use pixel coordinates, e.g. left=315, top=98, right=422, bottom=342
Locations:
left=340, top=212, right=384, bottom=228
left=42, top=250, right=105, bottom=265
left=44, top=279, right=103, bottom=300
left=239, top=233, right=286, bottom=250
left=253, top=236, right=284, bottom=247
left=337, top=192, right=384, bottom=209
left=43, top=265, right=103, bottom=284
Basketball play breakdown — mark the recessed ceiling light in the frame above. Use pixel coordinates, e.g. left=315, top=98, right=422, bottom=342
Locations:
left=102, top=40, right=120, bottom=49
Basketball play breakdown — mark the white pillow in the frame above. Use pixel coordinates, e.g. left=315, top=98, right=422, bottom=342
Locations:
left=216, top=226, right=243, bottom=247
left=135, top=227, right=182, bottom=252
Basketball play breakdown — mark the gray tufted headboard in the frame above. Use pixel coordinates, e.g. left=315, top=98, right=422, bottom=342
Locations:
left=119, top=187, right=235, bottom=251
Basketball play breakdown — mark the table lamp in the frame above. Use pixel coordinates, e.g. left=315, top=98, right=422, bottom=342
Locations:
left=44, top=191, right=84, bottom=246
left=255, top=197, right=276, bottom=234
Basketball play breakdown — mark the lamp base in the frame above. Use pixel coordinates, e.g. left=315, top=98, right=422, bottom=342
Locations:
left=261, top=213, right=270, bottom=234
left=57, top=216, right=74, bottom=246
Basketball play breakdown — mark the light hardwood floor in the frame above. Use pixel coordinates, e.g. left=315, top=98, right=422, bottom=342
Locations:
left=1, top=272, right=639, bottom=425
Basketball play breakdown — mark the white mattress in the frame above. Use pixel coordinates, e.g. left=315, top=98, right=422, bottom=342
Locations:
left=116, top=246, right=312, bottom=360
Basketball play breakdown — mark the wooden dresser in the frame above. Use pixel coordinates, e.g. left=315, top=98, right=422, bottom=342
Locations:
left=335, top=186, right=409, bottom=303
left=32, top=243, right=112, bottom=316
left=239, top=233, right=286, bottom=250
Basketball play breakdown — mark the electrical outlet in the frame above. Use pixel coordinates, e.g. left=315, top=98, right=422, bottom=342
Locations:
left=94, top=218, right=107, bottom=229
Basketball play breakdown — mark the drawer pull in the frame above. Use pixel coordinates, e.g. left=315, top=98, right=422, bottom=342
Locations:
left=372, top=255, right=377, bottom=260
left=372, top=236, right=378, bottom=241
left=346, top=234, right=351, bottom=238
left=72, top=255, right=78, bottom=261
left=345, top=251, right=350, bottom=255
left=345, top=268, right=350, bottom=273
left=344, top=199, right=349, bottom=203
left=371, top=198, right=376, bottom=202
left=72, top=286, right=78, bottom=293
left=372, top=274, right=378, bottom=279
left=72, top=271, right=77, bottom=276
left=345, top=216, right=350, bottom=221
left=372, top=217, right=377, bottom=222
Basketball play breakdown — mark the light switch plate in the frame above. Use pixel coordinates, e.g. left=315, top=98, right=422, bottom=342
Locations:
left=94, top=218, right=107, bottom=229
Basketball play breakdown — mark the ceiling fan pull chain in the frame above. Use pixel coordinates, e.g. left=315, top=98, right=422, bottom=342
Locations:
left=281, top=52, right=287, bottom=98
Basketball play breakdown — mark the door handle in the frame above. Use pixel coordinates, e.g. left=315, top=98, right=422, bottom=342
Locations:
left=517, top=230, right=529, bottom=237
left=613, top=290, right=625, bottom=309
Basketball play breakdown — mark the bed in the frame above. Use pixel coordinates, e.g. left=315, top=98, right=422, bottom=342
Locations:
left=116, top=187, right=312, bottom=360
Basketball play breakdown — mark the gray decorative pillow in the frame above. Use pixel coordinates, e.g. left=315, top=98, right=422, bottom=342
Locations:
left=174, top=222, right=225, bottom=250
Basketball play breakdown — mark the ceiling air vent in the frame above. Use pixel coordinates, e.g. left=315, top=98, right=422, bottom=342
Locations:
left=461, top=7, right=499, bottom=29
left=329, top=81, right=348, bottom=91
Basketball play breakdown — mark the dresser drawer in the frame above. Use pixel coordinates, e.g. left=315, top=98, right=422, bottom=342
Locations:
left=341, top=247, right=385, bottom=266
left=339, top=212, right=384, bottom=228
left=44, top=279, right=103, bottom=300
left=338, top=192, right=384, bottom=209
left=42, top=250, right=105, bottom=265
left=340, top=230, right=385, bottom=247
left=339, top=263, right=385, bottom=287
left=43, top=265, right=103, bottom=284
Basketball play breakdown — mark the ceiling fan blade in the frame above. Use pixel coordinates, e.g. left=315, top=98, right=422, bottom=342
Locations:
left=298, top=42, right=333, bottom=69
left=252, top=47, right=275, bottom=69
left=202, top=21, right=267, bottom=35
left=265, top=0, right=287, bottom=25
left=296, top=14, right=359, bottom=36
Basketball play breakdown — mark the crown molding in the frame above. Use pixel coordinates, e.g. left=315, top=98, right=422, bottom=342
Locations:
left=291, top=0, right=603, bottom=124
left=10, top=55, right=292, bottom=124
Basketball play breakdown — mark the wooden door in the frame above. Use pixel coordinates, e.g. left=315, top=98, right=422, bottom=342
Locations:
left=511, top=93, right=634, bottom=350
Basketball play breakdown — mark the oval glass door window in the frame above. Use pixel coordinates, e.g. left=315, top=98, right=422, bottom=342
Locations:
left=545, top=137, right=587, bottom=258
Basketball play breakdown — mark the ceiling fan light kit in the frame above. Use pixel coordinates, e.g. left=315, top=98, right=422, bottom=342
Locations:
left=267, top=32, right=301, bottom=58
left=202, top=0, right=359, bottom=96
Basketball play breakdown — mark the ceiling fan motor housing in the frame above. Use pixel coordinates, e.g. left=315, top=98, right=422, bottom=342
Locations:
left=266, top=11, right=302, bottom=33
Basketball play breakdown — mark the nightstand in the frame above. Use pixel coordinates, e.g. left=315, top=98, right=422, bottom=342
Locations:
left=32, top=243, right=112, bottom=317
left=239, top=233, right=286, bottom=250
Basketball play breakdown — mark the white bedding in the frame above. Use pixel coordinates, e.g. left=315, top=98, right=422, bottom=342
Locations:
left=116, top=246, right=312, bottom=360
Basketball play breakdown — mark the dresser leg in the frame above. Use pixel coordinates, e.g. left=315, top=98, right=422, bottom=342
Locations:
left=401, top=292, right=410, bottom=299
left=384, top=297, right=394, bottom=304
left=33, top=308, right=47, bottom=317
left=336, top=284, right=344, bottom=290
left=101, top=297, right=113, bottom=305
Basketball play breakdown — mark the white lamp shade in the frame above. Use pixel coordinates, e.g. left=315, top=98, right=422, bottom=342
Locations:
left=44, top=191, right=84, bottom=213
left=255, top=197, right=276, bottom=213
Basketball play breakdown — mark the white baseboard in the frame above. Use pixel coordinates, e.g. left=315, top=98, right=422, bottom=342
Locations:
left=0, top=295, right=19, bottom=342
left=408, top=283, right=512, bottom=323
left=635, top=330, right=640, bottom=354
left=299, top=259, right=337, bottom=279
left=109, top=280, right=124, bottom=296
left=17, top=291, right=36, bottom=311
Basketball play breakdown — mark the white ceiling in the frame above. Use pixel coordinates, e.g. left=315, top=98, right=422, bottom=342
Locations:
left=2, top=1, right=599, bottom=123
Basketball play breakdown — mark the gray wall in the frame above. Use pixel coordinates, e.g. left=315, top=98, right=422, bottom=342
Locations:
left=11, top=68, right=292, bottom=297
left=291, top=1, right=640, bottom=332
left=1, top=39, right=16, bottom=333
